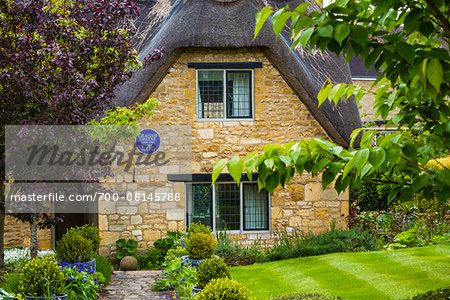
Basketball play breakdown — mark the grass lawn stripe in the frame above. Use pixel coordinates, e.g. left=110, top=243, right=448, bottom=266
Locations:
left=382, top=246, right=450, bottom=280
left=290, top=256, right=391, bottom=300
left=231, top=255, right=391, bottom=299
left=322, top=251, right=446, bottom=299
left=230, top=245, right=450, bottom=300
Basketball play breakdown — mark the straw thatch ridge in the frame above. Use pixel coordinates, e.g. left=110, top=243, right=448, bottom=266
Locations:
left=115, top=0, right=362, bottom=146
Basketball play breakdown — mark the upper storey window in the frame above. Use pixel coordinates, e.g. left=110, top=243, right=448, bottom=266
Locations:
left=197, top=70, right=252, bottom=119
left=188, top=62, right=262, bottom=121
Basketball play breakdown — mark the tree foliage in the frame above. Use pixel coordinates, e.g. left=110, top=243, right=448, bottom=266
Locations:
left=0, top=0, right=163, bottom=262
left=213, top=0, right=450, bottom=203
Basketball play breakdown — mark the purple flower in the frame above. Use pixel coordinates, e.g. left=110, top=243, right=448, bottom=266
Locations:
left=94, top=279, right=98, bottom=284
left=77, top=267, right=84, bottom=272
left=68, top=277, right=74, bottom=281
left=181, top=277, right=185, bottom=282
left=82, top=279, right=88, bottom=283
left=88, top=270, right=95, bottom=274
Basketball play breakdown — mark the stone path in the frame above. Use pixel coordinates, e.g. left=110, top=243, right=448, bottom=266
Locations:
left=99, top=270, right=170, bottom=300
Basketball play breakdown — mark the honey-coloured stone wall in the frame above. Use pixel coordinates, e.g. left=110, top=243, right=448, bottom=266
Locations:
left=4, top=215, right=52, bottom=249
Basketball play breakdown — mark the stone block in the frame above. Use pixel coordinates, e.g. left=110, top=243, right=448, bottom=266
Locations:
left=131, top=215, right=143, bottom=225
left=197, top=129, right=214, bottom=139
left=321, top=188, right=338, bottom=200
left=39, top=240, right=51, bottom=250
left=283, top=210, right=293, bottom=217
left=341, top=201, right=349, bottom=216
left=117, top=206, right=138, bottom=214
left=100, top=232, right=120, bottom=246
left=271, top=207, right=283, bottom=219
left=315, top=208, right=329, bottom=219
left=305, top=183, right=321, bottom=201
left=109, top=224, right=126, bottom=232
left=99, top=215, right=108, bottom=231
left=132, top=230, right=142, bottom=236
left=143, top=230, right=161, bottom=241
left=288, top=216, right=302, bottom=227
left=166, top=209, right=184, bottom=220
left=168, top=221, right=178, bottom=231
left=100, top=201, right=117, bottom=214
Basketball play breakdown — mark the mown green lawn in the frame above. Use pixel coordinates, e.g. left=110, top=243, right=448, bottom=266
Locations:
left=230, top=245, right=450, bottom=300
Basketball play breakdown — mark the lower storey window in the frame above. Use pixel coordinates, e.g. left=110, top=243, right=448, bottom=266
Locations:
left=186, top=182, right=269, bottom=231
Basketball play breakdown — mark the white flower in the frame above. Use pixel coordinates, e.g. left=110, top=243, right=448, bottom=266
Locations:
left=4, top=248, right=55, bottom=267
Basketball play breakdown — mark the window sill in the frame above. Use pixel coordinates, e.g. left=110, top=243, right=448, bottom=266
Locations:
left=213, top=230, right=271, bottom=235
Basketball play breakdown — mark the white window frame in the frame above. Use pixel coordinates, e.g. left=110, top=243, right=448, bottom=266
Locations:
left=195, top=69, right=255, bottom=121
left=185, top=182, right=270, bottom=234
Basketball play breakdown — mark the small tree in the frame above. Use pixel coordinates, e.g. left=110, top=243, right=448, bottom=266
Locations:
left=0, top=0, right=163, bottom=263
left=213, top=1, right=449, bottom=203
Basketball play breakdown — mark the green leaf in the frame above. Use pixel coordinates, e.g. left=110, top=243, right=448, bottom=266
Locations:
left=254, top=7, right=273, bottom=40
left=312, top=158, right=330, bottom=174
left=294, top=17, right=313, bottom=37
left=280, top=155, right=292, bottom=166
left=327, top=84, right=342, bottom=103
left=333, top=23, right=350, bottom=45
left=419, top=21, right=434, bottom=37
left=343, top=158, right=355, bottom=178
left=272, top=8, right=292, bottom=38
left=354, top=149, right=370, bottom=176
left=368, top=148, right=386, bottom=170
left=396, top=43, right=415, bottom=65
left=212, top=158, right=228, bottom=184
left=266, top=171, right=281, bottom=193
left=227, top=157, right=244, bottom=185
left=317, top=84, right=332, bottom=107
left=435, top=170, right=450, bottom=186
left=318, top=25, right=333, bottom=38
left=294, top=2, right=310, bottom=14
left=335, top=175, right=350, bottom=194
left=350, top=26, right=368, bottom=46
left=322, top=162, right=342, bottom=188
left=244, top=152, right=260, bottom=181
left=399, top=187, right=413, bottom=203
left=426, top=58, right=443, bottom=92
left=299, top=27, right=314, bottom=48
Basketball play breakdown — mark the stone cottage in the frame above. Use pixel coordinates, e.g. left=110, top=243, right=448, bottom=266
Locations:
left=4, top=0, right=363, bottom=257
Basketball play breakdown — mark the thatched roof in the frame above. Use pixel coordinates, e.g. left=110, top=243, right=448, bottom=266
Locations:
left=115, top=0, right=362, bottom=146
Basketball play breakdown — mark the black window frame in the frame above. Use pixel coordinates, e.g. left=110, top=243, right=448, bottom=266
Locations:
left=185, top=182, right=270, bottom=232
left=196, top=69, right=254, bottom=120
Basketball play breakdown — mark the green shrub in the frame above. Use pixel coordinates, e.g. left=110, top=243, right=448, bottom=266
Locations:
left=69, top=224, right=101, bottom=252
left=186, top=233, right=217, bottom=260
left=19, top=256, right=65, bottom=297
left=93, top=253, right=112, bottom=284
left=403, top=288, right=450, bottom=299
left=196, top=257, right=231, bottom=289
left=271, top=293, right=342, bottom=300
left=164, top=246, right=188, bottom=263
left=215, top=229, right=267, bottom=266
left=0, top=272, right=21, bottom=295
left=266, top=226, right=382, bottom=262
left=136, top=247, right=166, bottom=270
left=115, top=238, right=138, bottom=260
left=197, top=277, right=253, bottom=300
left=56, top=231, right=94, bottom=263
left=349, top=175, right=391, bottom=211
left=188, top=222, right=212, bottom=237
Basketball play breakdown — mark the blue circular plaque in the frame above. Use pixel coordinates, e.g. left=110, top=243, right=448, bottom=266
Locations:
left=135, top=129, right=161, bottom=154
